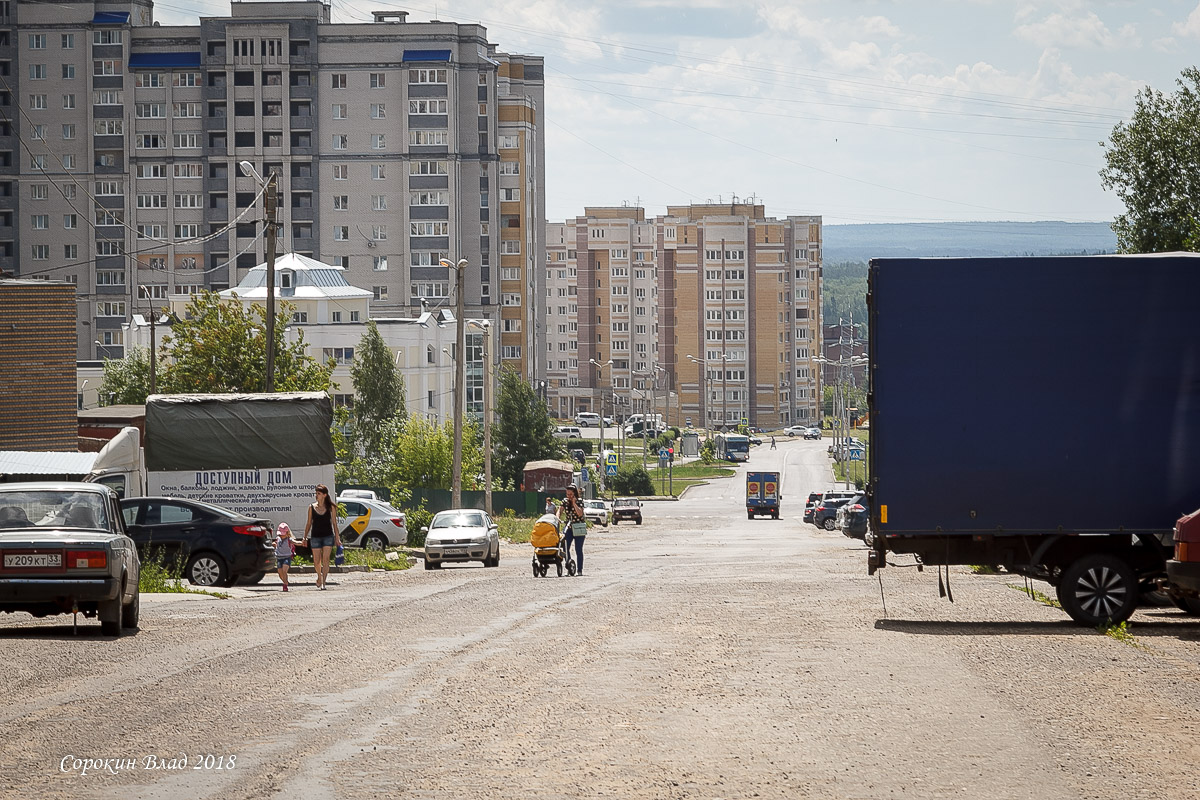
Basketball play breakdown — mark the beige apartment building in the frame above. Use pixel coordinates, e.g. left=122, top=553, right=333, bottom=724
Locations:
left=4, top=0, right=545, bottom=384
left=546, top=204, right=822, bottom=430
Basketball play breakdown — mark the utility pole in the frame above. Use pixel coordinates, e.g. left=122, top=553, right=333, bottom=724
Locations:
left=482, top=324, right=492, bottom=515
left=442, top=258, right=468, bottom=508
left=721, top=239, right=727, bottom=431
left=148, top=311, right=158, bottom=394
left=263, top=170, right=278, bottom=392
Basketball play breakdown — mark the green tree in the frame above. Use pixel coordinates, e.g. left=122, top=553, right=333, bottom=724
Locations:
left=350, top=320, right=407, bottom=460
left=390, top=415, right=484, bottom=492
left=98, top=346, right=162, bottom=405
left=1100, top=66, right=1200, bottom=253
left=159, top=290, right=332, bottom=393
left=610, top=464, right=654, bottom=496
left=493, top=367, right=563, bottom=488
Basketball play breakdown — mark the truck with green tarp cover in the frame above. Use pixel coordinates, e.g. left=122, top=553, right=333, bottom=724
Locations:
left=88, top=392, right=335, bottom=534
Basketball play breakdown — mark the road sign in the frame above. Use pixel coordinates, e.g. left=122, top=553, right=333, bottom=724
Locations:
left=741, top=417, right=748, bottom=425
left=848, top=446, right=865, bottom=461
left=581, top=467, right=589, bottom=484
left=605, top=462, right=618, bottom=476
left=658, top=448, right=668, bottom=459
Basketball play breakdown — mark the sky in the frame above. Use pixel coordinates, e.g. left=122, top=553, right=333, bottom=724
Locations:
left=156, top=1, right=1200, bottom=225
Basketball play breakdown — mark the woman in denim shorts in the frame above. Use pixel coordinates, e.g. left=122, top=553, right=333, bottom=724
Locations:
left=303, top=484, right=341, bottom=590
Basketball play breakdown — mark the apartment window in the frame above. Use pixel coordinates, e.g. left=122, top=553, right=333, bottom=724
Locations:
left=502, top=346, right=522, bottom=359
left=30, top=124, right=46, bottom=140
left=137, top=194, right=167, bottom=209
left=61, top=124, right=75, bottom=140
left=28, top=64, right=45, bottom=80
left=501, top=241, right=521, bottom=255
left=371, top=134, right=386, bottom=150
left=369, top=72, right=385, bottom=88
left=370, top=103, right=385, bottom=119
left=173, top=163, right=202, bottom=178
left=409, top=130, right=449, bottom=146
left=333, top=226, right=348, bottom=241
left=62, top=93, right=76, bottom=109
left=499, top=162, right=520, bottom=176
left=93, top=90, right=122, bottom=105
left=411, top=160, right=448, bottom=175
left=31, top=244, right=49, bottom=260
left=372, top=164, right=386, bottom=180
left=93, top=60, right=121, bottom=77
left=373, top=256, right=388, bottom=271
left=135, top=73, right=163, bottom=89
left=97, top=240, right=123, bottom=255
left=410, top=281, right=448, bottom=298
left=499, top=135, right=518, bottom=149
left=93, top=30, right=121, bottom=45
left=61, top=34, right=74, bottom=49
left=136, top=134, right=165, bottom=150
left=410, top=221, right=448, bottom=236
left=372, top=195, right=387, bottom=211
left=502, top=293, right=521, bottom=307
left=322, top=347, right=355, bottom=365
left=409, top=251, right=446, bottom=267
left=29, top=154, right=46, bottom=170
left=501, top=188, right=521, bottom=201
left=174, top=194, right=201, bottom=209
left=332, top=134, right=348, bottom=150
left=175, top=224, right=199, bottom=239
left=333, top=195, right=349, bottom=211
left=373, top=286, right=388, bottom=301
left=28, top=34, right=46, bottom=50
left=64, top=244, right=78, bottom=260
left=173, top=102, right=201, bottom=118
left=136, top=164, right=165, bottom=179
left=501, top=267, right=520, bottom=280
left=333, top=164, right=348, bottom=180
left=29, top=94, right=47, bottom=110
left=331, top=73, right=346, bottom=89
left=173, top=133, right=201, bottom=149
left=409, top=68, right=447, bottom=84
left=409, top=190, right=447, bottom=206
left=29, top=183, right=47, bottom=201
left=96, top=270, right=124, bottom=285
left=331, top=103, right=347, bottom=119
left=31, top=214, right=48, bottom=230
left=137, top=225, right=166, bottom=239
left=371, top=225, right=387, bottom=241
left=93, top=120, right=123, bottom=136
left=174, top=72, right=200, bottom=87
left=95, top=181, right=122, bottom=195
left=409, top=99, right=448, bottom=115
left=63, top=214, right=77, bottom=229
left=136, top=103, right=165, bottom=119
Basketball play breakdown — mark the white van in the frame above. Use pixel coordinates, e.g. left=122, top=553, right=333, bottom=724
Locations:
left=574, top=412, right=601, bottom=427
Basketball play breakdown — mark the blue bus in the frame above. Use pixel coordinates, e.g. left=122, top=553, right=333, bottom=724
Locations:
left=715, top=433, right=750, bottom=462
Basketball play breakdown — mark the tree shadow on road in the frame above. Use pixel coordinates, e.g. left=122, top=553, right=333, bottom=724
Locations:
left=875, top=617, right=1200, bottom=640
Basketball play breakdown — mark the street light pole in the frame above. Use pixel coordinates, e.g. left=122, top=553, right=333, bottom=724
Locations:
left=442, top=257, right=469, bottom=508
left=238, top=161, right=278, bottom=392
left=589, top=358, right=613, bottom=490
left=470, top=321, right=493, bottom=515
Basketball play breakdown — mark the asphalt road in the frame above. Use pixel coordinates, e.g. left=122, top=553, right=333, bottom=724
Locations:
left=3, top=437, right=1200, bottom=799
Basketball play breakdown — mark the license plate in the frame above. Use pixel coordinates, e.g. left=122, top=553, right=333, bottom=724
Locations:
left=4, top=553, right=62, bottom=568
left=442, top=548, right=465, bottom=555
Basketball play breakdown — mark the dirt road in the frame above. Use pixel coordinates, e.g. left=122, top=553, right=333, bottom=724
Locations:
left=3, top=437, right=1199, bottom=799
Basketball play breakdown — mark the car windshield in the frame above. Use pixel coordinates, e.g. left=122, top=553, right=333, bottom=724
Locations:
left=615, top=499, right=638, bottom=507
left=0, top=490, right=109, bottom=531
left=432, top=512, right=484, bottom=528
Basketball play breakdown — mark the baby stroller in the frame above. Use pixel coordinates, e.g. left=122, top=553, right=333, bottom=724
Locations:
left=530, top=513, right=575, bottom=578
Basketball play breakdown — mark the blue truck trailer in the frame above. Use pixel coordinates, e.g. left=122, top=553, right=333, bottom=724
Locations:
left=867, top=254, right=1200, bottom=626
left=746, top=471, right=780, bottom=519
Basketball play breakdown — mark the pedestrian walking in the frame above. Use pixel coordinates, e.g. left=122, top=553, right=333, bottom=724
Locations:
left=274, top=523, right=296, bottom=592
left=770, top=436, right=777, bottom=450
left=545, top=496, right=557, bottom=516
left=558, top=484, right=588, bottom=576
left=303, top=484, right=341, bottom=590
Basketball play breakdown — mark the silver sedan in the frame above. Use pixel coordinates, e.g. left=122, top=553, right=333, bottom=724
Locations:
left=423, top=509, right=500, bottom=570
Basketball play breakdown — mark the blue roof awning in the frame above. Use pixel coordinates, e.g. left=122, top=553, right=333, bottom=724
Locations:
left=129, top=52, right=202, bottom=69
left=403, top=49, right=451, bottom=62
left=92, top=11, right=130, bottom=24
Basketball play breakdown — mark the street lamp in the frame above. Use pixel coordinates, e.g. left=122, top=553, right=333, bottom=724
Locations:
left=589, top=358, right=614, bottom=470
left=467, top=320, right=493, bottom=515
left=440, top=257, right=469, bottom=509
left=129, top=312, right=170, bottom=393
left=238, top=160, right=279, bottom=392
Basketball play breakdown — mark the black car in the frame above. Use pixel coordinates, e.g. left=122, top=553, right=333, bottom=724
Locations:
left=120, top=497, right=275, bottom=587
left=811, top=496, right=854, bottom=530
left=837, top=495, right=870, bottom=539
left=803, top=492, right=824, bottom=524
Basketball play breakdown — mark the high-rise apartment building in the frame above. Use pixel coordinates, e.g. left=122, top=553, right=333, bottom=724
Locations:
left=546, top=204, right=822, bottom=430
left=4, top=0, right=545, bottom=383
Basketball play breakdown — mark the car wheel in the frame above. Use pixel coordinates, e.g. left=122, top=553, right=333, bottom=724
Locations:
left=1057, top=554, right=1138, bottom=627
left=1172, top=595, right=1200, bottom=615
left=612, top=518, right=618, bottom=525
left=122, top=588, right=141, bottom=630
left=363, top=533, right=388, bottom=551
left=186, top=552, right=229, bottom=587
left=238, top=571, right=266, bottom=585
left=424, top=557, right=439, bottom=570
left=823, top=518, right=836, bottom=531
left=772, top=511, right=779, bottom=520
left=100, top=598, right=122, bottom=637
left=635, top=516, right=642, bottom=525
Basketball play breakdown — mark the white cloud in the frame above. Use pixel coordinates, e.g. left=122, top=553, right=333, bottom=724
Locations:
left=1014, top=10, right=1139, bottom=49
left=856, top=16, right=903, bottom=39
left=1172, top=2, right=1200, bottom=37
left=1152, top=36, right=1180, bottom=52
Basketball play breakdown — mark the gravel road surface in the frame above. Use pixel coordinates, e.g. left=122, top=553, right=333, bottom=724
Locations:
left=3, top=437, right=1199, bottom=800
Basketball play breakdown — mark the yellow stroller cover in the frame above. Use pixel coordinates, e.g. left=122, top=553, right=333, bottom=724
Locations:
left=530, top=514, right=561, bottom=549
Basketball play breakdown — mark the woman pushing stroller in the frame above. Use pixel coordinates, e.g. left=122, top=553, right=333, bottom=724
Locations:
left=558, top=485, right=588, bottom=576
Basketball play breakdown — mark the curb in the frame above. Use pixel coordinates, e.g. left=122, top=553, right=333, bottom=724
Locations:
left=286, top=564, right=369, bottom=574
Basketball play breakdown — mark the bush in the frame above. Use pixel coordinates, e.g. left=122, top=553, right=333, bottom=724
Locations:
left=572, top=439, right=594, bottom=456
left=700, top=438, right=717, bottom=465
left=405, top=506, right=433, bottom=548
left=609, top=464, right=654, bottom=496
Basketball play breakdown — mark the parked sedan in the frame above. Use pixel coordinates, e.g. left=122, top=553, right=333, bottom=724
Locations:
left=784, top=425, right=808, bottom=437
left=423, top=509, right=500, bottom=569
left=339, top=497, right=407, bottom=550
left=119, top=497, right=274, bottom=587
left=0, top=482, right=140, bottom=635
left=811, top=495, right=854, bottom=530
left=583, top=499, right=609, bottom=527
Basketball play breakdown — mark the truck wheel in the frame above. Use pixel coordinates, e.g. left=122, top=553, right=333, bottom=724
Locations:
left=186, top=553, right=228, bottom=587
left=1058, top=554, right=1138, bottom=627
left=1172, top=596, right=1200, bottom=616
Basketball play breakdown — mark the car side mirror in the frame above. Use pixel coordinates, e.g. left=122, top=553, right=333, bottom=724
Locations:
left=421, top=526, right=429, bottom=533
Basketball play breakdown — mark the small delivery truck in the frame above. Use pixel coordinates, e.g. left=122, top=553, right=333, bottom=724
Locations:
left=746, top=472, right=781, bottom=519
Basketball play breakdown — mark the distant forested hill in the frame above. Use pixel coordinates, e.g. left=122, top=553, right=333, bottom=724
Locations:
left=819, top=221, right=1117, bottom=328
left=823, top=220, right=1115, bottom=263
